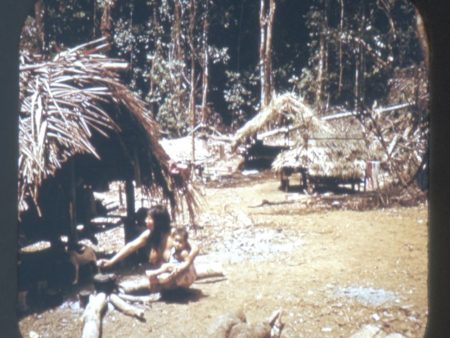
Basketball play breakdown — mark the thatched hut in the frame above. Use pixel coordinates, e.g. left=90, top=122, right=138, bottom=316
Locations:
left=232, top=93, right=375, bottom=191
left=272, top=137, right=369, bottom=190
left=232, top=93, right=330, bottom=149
left=232, top=93, right=332, bottom=170
left=18, top=38, right=198, bottom=246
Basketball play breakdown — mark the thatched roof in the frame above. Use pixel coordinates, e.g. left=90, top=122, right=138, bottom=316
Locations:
left=18, top=38, right=197, bottom=218
left=232, top=93, right=331, bottom=148
left=272, top=138, right=368, bottom=179
left=232, top=93, right=370, bottom=178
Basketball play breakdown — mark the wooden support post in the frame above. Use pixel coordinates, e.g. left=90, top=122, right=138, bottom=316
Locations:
left=69, top=161, right=78, bottom=245
left=118, top=182, right=123, bottom=207
left=133, top=149, right=142, bottom=188
left=124, top=179, right=135, bottom=243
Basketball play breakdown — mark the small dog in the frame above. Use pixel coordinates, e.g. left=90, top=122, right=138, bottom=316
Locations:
left=68, top=243, right=97, bottom=285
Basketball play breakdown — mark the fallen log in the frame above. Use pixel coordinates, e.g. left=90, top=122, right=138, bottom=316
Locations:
left=81, top=293, right=107, bottom=338
left=195, top=263, right=225, bottom=280
left=109, top=293, right=145, bottom=320
left=116, top=293, right=161, bottom=305
left=117, top=276, right=150, bottom=294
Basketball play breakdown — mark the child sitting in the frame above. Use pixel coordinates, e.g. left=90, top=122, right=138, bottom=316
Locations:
left=145, top=226, right=198, bottom=290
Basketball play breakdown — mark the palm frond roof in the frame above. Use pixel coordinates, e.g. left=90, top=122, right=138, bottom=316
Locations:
left=18, top=38, right=198, bottom=218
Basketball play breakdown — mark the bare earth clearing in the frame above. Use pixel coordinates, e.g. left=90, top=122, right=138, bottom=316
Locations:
left=19, top=172, right=428, bottom=338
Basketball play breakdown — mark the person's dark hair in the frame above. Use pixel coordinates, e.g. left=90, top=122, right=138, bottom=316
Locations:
left=172, top=226, right=191, bottom=252
left=147, top=204, right=171, bottom=249
left=135, top=207, right=149, bottom=227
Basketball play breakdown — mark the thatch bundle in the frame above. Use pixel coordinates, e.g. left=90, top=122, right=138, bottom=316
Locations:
left=18, top=38, right=197, bottom=218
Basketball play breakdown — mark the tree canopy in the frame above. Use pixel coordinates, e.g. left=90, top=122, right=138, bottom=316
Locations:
left=20, top=0, right=428, bottom=188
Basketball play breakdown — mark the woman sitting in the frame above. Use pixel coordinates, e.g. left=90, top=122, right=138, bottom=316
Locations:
left=97, top=205, right=199, bottom=291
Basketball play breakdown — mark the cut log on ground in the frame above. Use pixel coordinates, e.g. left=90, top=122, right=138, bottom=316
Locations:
left=81, top=293, right=108, bottom=338
left=116, top=293, right=161, bottom=305
left=109, top=293, right=145, bottom=320
left=118, top=276, right=150, bottom=294
left=195, top=263, right=225, bottom=280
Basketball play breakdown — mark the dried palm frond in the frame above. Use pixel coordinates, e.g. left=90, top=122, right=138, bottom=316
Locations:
left=18, top=38, right=198, bottom=219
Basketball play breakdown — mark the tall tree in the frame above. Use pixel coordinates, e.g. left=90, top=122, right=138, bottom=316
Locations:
left=34, top=0, right=45, bottom=51
left=200, top=0, right=210, bottom=124
left=259, top=0, right=276, bottom=108
left=188, top=0, right=197, bottom=164
left=100, top=0, right=115, bottom=41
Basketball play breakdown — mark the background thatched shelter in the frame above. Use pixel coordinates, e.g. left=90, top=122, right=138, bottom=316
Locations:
left=232, top=93, right=370, bottom=185
left=272, top=138, right=368, bottom=180
left=18, top=39, right=198, bottom=245
left=232, top=93, right=331, bottom=149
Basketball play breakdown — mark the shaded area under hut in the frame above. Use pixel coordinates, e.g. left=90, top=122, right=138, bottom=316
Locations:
left=18, top=38, right=199, bottom=250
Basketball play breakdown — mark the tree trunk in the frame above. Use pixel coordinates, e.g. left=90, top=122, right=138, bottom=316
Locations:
left=100, top=0, right=116, bottom=41
left=338, top=0, right=344, bottom=96
left=236, top=1, right=245, bottom=71
left=354, top=45, right=360, bottom=113
left=172, top=1, right=183, bottom=137
left=189, top=0, right=197, bottom=166
left=259, top=0, right=276, bottom=108
left=415, top=8, right=429, bottom=70
left=34, top=0, right=45, bottom=52
left=315, top=0, right=328, bottom=114
left=264, top=0, right=276, bottom=106
left=200, top=3, right=209, bottom=124
left=316, top=32, right=325, bottom=113
left=259, top=0, right=267, bottom=108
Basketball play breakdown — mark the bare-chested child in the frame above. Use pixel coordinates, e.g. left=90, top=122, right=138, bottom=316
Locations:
left=145, top=226, right=198, bottom=289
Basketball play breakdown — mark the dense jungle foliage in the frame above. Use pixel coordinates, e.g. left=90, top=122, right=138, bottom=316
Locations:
left=20, top=0, right=426, bottom=138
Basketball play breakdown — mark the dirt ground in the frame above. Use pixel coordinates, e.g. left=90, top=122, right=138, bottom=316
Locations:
left=18, top=172, right=428, bottom=338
